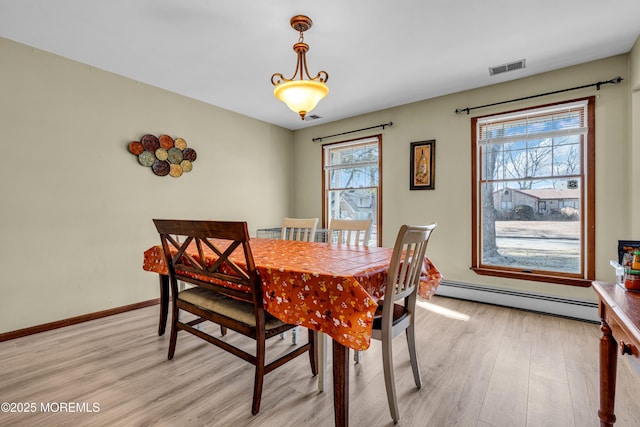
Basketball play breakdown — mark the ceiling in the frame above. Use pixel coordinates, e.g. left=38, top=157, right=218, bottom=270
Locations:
left=1, top=1, right=639, bottom=131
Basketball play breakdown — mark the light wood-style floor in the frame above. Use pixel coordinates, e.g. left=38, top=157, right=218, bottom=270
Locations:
left=2, top=296, right=640, bottom=427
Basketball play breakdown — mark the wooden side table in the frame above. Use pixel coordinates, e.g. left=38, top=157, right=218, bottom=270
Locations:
left=592, top=281, right=640, bottom=427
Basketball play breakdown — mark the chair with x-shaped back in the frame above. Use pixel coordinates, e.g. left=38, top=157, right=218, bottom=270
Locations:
left=153, top=219, right=317, bottom=415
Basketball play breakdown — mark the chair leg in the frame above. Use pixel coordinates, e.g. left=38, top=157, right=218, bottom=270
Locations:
left=220, top=326, right=227, bottom=336
left=382, top=336, right=400, bottom=424
left=280, top=331, right=287, bottom=340
left=252, top=336, right=266, bottom=415
left=158, top=275, right=169, bottom=336
left=318, top=333, right=328, bottom=391
left=292, top=326, right=299, bottom=345
left=308, top=329, right=318, bottom=376
left=406, top=322, right=421, bottom=389
left=354, top=349, right=362, bottom=364
left=168, top=305, right=179, bottom=360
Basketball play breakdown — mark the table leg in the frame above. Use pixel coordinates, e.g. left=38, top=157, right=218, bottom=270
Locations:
left=333, top=340, right=349, bottom=427
left=598, top=320, right=617, bottom=427
left=158, top=274, right=169, bottom=336
left=318, top=333, right=328, bottom=391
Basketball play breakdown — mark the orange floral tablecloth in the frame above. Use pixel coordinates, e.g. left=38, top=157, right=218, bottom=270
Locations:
left=143, top=238, right=442, bottom=351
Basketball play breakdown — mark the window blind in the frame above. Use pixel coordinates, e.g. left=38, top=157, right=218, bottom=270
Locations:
left=477, top=100, right=588, bottom=146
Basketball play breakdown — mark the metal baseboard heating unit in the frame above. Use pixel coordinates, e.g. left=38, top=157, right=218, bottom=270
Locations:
left=435, top=280, right=599, bottom=323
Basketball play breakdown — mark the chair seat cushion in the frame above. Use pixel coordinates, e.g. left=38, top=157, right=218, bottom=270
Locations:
left=179, top=287, right=286, bottom=330
left=372, top=302, right=408, bottom=330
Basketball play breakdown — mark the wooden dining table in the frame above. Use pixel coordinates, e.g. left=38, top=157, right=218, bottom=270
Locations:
left=143, top=237, right=442, bottom=427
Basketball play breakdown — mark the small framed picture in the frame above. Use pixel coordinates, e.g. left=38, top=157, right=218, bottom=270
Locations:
left=410, top=140, right=435, bottom=190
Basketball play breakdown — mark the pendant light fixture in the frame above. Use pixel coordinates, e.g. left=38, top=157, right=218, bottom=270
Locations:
left=271, top=15, right=329, bottom=120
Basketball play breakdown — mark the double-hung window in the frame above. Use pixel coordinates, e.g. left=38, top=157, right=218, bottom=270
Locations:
left=471, top=97, right=595, bottom=286
left=322, top=136, right=381, bottom=247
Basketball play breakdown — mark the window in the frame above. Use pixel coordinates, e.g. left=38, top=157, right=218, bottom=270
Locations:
left=471, top=97, right=595, bottom=286
left=537, top=201, right=546, bottom=214
left=323, top=136, right=381, bottom=246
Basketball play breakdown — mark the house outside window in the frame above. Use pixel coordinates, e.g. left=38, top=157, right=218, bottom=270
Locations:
left=322, top=136, right=381, bottom=247
left=471, top=97, right=595, bottom=286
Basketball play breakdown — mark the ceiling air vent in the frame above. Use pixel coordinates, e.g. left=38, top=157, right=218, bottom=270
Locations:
left=305, top=114, right=322, bottom=121
left=489, top=59, right=526, bottom=76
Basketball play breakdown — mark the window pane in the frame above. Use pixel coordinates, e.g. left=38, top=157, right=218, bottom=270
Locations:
left=552, top=139, right=581, bottom=175
left=481, top=179, right=581, bottom=274
left=328, top=188, right=378, bottom=246
left=328, top=165, right=378, bottom=189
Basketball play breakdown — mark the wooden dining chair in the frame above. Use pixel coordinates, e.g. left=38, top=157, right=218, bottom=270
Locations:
left=279, top=217, right=319, bottom=344
left=281, top=217, right=318, bottom=242
left=374, top=222, right=437, bottom=424
left=153, top=219, right=318, bottom=415
left=327, top=218, right=372, bottom=246
left=326, top=218, right=374, bottom=363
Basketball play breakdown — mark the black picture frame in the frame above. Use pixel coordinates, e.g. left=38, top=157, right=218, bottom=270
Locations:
left=410, top=140, right=435, bottom=190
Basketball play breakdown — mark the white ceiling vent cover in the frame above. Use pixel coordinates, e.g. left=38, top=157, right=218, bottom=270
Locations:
left=489, top=59, right=526, bottom=76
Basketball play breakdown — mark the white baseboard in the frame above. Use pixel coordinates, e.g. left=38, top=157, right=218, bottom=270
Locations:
left=435, top=280, right=599, bottom=323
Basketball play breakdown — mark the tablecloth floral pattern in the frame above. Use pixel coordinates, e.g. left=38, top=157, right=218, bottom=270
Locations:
left=143, top=238, right=442, bottom=350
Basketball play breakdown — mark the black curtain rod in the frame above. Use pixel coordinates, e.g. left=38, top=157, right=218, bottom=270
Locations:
left=454, top=76, right=623, bottom=115
left=312, top=122, right=393, bottom=142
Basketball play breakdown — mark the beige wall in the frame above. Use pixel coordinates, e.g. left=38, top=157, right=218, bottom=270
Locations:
left=630, top=37, right=640, bottom=236
left=0, top=38, right=294, bottom=333
left=292, top=54, right=634, bottom=302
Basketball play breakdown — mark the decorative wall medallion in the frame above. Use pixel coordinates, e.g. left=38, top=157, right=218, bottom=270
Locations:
left=138, top=150, right=155, bottom=167
left=128, top=141, right=144, bottom=155
left=128, top=134, right=197, bottom=177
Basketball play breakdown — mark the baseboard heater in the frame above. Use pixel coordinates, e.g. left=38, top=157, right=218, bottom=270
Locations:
left=435, top=280, right=599, bottom=323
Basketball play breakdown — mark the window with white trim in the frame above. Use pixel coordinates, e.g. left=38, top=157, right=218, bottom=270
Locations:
left=322, top=136, right=381, bottom=247
left=471, top=97, right=595, bottom=286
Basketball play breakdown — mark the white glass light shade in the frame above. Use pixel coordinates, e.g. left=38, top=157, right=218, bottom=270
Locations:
left=273, top=80, right=329, bottom=119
